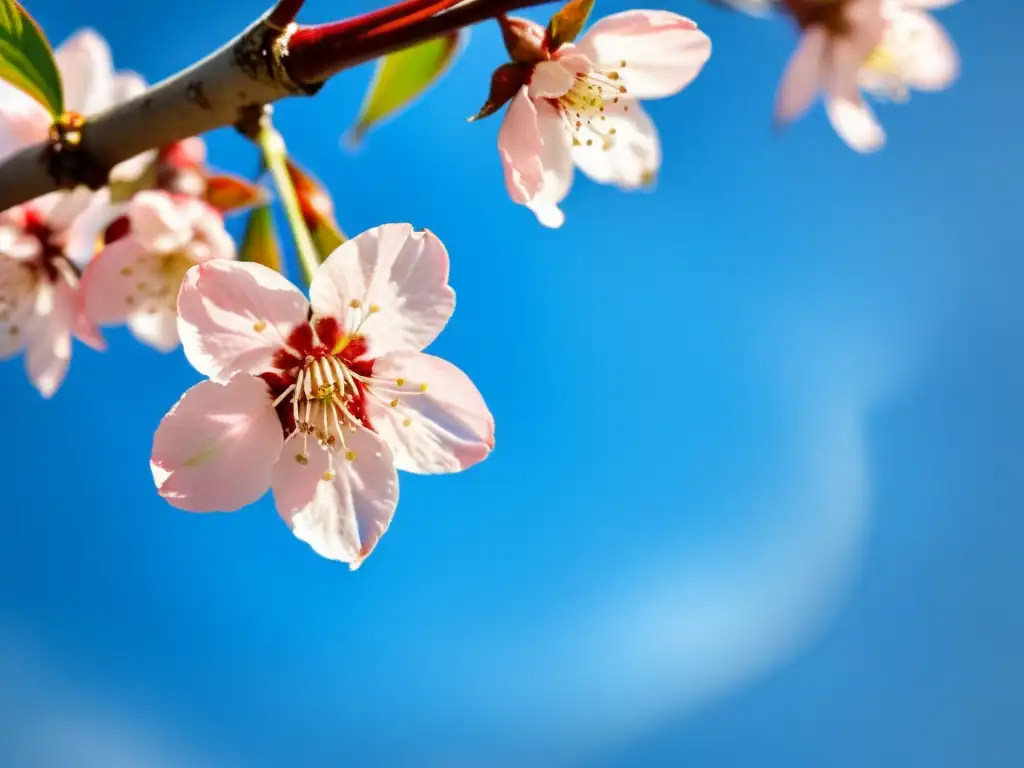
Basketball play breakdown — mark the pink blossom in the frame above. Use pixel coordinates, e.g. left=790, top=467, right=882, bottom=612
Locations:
left=775, top=0, right=958, bottom=152
left=0, top=193, right=107, bottom=397
left=496, top=11, right=711, bottom=228
left=0, top=28, right=153, bottom=181
left=151, top=224, right=494, bottom=569
left=81, top=191, right=235, bottom=352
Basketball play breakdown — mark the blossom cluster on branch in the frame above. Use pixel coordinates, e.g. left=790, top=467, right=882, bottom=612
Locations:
left=0, top=0, right=961, bottom=568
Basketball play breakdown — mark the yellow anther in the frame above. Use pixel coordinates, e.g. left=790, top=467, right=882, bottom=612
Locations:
left=252, top=319, right=267, bottom=333
left=368, top=304, right=380, bottom=314
left=586, top=139, right=593, bottom=146
left=419, top=383, right=428, bottom=392
left=295, top=453, right=309, bottom=465
left=402, top=418, right=412, bottom=427
left=390, top=399, right=399, bottom=408
left=349, top=299, right=362, bottom=308
left=322, top=470, right=336, bottom=481
left=609, top=128, right=617, bottom=135
left=609, top=72, right=620, bottom=81
left=619, top=86, right=627, bottom=94
left=345, top=450, right=357, bottom=461
left=620, top=60, right=627, bottom=67
left=396, top=378, right=406, bottom=386
left=120, top=266, right=132, bottom=277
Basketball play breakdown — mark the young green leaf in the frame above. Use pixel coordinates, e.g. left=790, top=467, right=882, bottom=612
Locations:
left=0, top=0, right=63, bottom=117
left=347, top=30, right=466, bottom=146
left=545, top=0, right=596, bottom=50
left=239, top=205, right=283, bottom=274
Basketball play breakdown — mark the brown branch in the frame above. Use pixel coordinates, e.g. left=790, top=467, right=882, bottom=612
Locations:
left=0, top=0, right=550, bottom=213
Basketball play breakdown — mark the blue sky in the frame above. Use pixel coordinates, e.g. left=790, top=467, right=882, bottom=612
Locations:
left=2, top=1, right=1022, bottom=766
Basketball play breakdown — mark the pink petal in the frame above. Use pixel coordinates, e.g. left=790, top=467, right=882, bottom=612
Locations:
left=576, top=11, right=711, bottom=99
left=151, top=375, right=284, bottom=512
left=128, top=309, right=180, bottom=352
left=275, top=427, right=399, bottom=569
left=893, top=10, right=959, bottom=91
left=0, top=256, right=36, bottom=359
left=128, top=191, right=192, bottom=253
left=177, top=260, right=308, bottom=383
left=0, top=82, right=49, bottom=159
left=499, top=88, right=547, bottom=205
left=309, top=223, right=454, bottom=357
left=528, top=59, right=578, bottom=99
left=525, top=100, right=574, bottom=228
left=366, top=352, right=494, bottom=475
left=55, top=29, right=114, bottom=116
left=825, top=97, right=886, bottom=153
left=185, top=200, right=236, bottom=263
left=775, top=27, right=829, bottom=125
left=23, top=280, right=73, bottom=399
left=81, top=238, right=143, bottom=325
left=571, top=100, right=660, bottom=188
left=61, top=189, right=122, bottom=270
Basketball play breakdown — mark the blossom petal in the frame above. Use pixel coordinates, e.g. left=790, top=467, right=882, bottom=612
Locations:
left=571, top=100, right=660, bottom=188
left=62, top=189, right=120, bottom=270
left=128, top=310, right=180, bottom=352
left=24, top=280, right=73, bottom=399
left=56, top=29, right=114, bottom=115
left=366, top=352, right=494, bottom=474
left=81, top=238, right=141, bottom=325
left=826, top=96, right=886, bottom=153
left=178, top=260, right=309, bottom=382
left=499, top=88, right=547, bottom=205
left=0, top=82, right=49, bottom=159
left=575, top=11, right=711, bottom=99
left=893, top=9, right=959, bottom=91
left=529, top=59, right=577, bottom=99
left=0, top=257, right=36, bottom=359
left=775, top=26, right=829, bottom=125
left=151, top=375, right=284, bottom=512
left=276, top=427, right=399, bottom=570
left=309, top=224, right=454, bottom=357
left=522, top=99, right=574, bottom=228
left=128, top=191, right=192, bottom=253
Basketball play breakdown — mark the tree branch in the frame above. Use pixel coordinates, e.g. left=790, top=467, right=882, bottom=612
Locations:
left=0, top=0, right=550, bottom=213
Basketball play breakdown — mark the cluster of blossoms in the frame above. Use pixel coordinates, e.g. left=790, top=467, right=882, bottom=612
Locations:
left=0, top=0, right=963, bottom=568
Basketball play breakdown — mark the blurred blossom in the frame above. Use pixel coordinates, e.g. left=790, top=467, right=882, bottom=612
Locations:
left=0, top=194, right=106, bottom=397
left=775, top=0, right=960, bottom=152
left=0, top=28, right=154, bottom=181
left=81, top=191, right=236, bottom=352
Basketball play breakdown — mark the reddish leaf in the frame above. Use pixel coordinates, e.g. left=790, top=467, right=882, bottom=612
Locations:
left=204, top=173, right=268, bottom=216
left=545, top=0, right=596, bottom=50
left=468, top=63, right=530, bottom=123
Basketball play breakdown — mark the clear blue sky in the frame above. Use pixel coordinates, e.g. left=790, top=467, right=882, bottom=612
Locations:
left=2, top=1, right=1022, bottom=766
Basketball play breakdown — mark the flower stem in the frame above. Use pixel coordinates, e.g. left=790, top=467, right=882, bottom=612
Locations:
left=254, top=112, right=320, bottom=286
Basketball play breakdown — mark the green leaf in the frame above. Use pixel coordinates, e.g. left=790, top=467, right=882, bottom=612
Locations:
left=347, top=31, right=466, bottom=145
left=0, top=0, right=63, bottom=116
left=546, top=0, right=596, bottom=50
left=240, top=206, right=283, bottom=274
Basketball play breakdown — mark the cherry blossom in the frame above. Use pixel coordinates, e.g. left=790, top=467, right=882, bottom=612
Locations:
left=0, top=28, right=152, bottom=181
left=151, top=224, right=494, bottom=568
left=81, top=191, right=236, bottom=352
left=0, top=192, right=106, bottom=398
left=491, top=11, right=711, bottom=228
left=775, top=0, right=958, bottom=152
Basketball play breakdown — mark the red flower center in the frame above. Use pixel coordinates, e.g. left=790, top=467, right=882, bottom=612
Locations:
left=261, top=315, right=377, bottom=450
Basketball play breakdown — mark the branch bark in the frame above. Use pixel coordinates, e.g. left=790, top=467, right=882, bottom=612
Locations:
left=0, top=0, right=549, bottom=213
